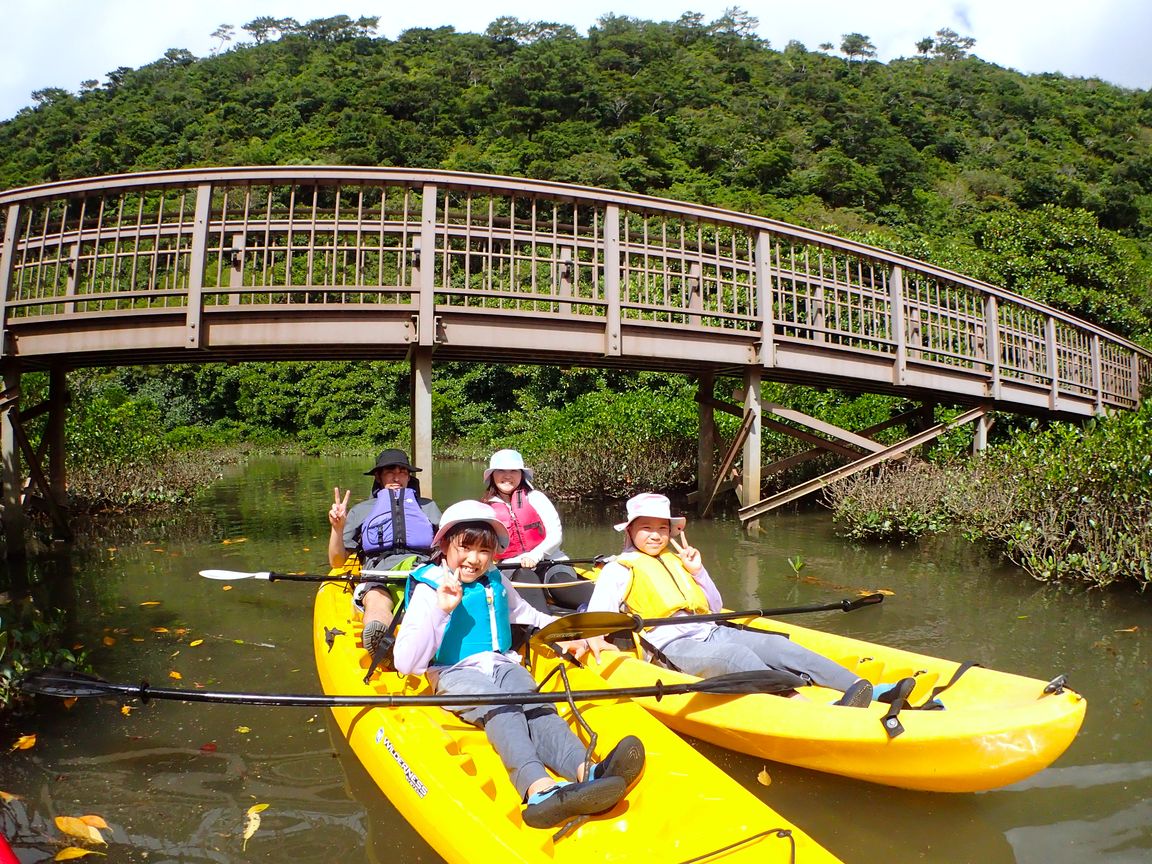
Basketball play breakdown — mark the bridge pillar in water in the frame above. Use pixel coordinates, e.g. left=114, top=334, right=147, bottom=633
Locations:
left=741, top=367, right=762, bottom=533
left=410, top=347, right=434, bottom=499
left=696, top=372, right=716, bottom=505
left=2, top=362, right=25, bottom=557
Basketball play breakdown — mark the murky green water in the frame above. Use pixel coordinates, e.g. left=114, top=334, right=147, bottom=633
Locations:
left=2, top=455, right=1150, bottom=863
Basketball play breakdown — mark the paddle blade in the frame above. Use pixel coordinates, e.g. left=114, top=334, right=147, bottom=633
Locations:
left=533, top=612, right=639, bottom=642
left=690, top=669, right=807, bottom=695
left=20, top=669, right=118, bottom=699
left=199, top=569, right=267, bottom=580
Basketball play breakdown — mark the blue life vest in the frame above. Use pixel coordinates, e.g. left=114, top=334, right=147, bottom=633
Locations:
left=410, top=565, right=512, bottom=665
left=360, top=488, right=435, bottom=555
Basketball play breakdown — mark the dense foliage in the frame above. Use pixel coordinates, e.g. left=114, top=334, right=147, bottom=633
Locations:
left=827, top=401, right=1152, bottom=589
left=2, top=11, right=1151, bottom=340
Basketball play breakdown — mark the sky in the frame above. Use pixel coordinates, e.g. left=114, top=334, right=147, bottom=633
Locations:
left=2, top=0, right=1150, bottom=122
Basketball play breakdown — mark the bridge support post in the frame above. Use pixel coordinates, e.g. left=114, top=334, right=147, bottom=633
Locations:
left=49, top=367, right=69, bottom=514
left=740, top=367, right=762, bottom=533
left=410, top=346, right=434, bottom=498
left=2, top=362, right=25, bottom=558
left=972, top=412, right=994, bottom=453
left=696, top=372, right=715, bottom=510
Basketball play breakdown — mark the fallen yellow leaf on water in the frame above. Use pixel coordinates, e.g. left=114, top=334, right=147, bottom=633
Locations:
left=222, top=537, right=248, bottom=546
left=121, top=705, right=133, bottom=716
left=236, top=726, right=251, bottom=734
left=857, top=588, right=895, bottom=597
left=301, top=546, right=311, bottom=552
left=80, top=816, right=109, bottom=829
left=1115, top=626, right=1139, bottom=633
left=63, top=697, right=78, bottom=710
left=151, top=627, right=169, bottom=634
left=152, top=548, right=165, bottom=553
left=189, top=639, right=204, bottom=647
left=102, top=636, right=116, bottom=647
left=55, top=847, right=106, bottom=860
left=169, top=671, right=182, bottom=680
left=242, top=803, right=268, bottom=851
left=756, top=766, right=772, bottom=786
left=140, top=601, right=161, bottom=607
left=11, top=734, right=36, bottom=751
left=54, top=816, right=106, bottom=844
left=222, top=585, right=233, bottom=591
left=0, top=790, right=22, bottom=802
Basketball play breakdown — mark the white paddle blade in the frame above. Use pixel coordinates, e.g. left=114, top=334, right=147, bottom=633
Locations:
left=199, top=569, right=270, bottom=580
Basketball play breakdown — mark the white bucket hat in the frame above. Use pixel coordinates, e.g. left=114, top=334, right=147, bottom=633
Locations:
left=614, top=493, right=687, bottom=533
left=483, top=449, right=535, bottom=488
left=432, top=500, right=510, bottom=551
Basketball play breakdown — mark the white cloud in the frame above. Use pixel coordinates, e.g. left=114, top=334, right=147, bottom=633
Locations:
left=2, top=0, right=1147, bottom=122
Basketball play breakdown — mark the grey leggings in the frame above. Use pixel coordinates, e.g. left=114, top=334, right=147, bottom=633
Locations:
left=658, top=625, right=859, bottom=691
left=436, top=661, right=587, bottom=798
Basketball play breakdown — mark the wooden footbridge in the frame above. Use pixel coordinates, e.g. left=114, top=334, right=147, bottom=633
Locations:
left=2, top=167, right=1148, bottom=552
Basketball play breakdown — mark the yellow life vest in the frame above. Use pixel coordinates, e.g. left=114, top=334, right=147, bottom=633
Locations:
left=618, top=550, right=711, bottom=623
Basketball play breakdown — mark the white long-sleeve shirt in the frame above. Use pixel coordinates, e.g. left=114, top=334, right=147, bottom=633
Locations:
left=393, top=564, right=558, bottom=680
left=585, top=557, right=723, bottom=652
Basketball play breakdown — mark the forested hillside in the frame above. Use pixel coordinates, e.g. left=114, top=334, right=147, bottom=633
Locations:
left=3, top=10, right=1151, bottom=340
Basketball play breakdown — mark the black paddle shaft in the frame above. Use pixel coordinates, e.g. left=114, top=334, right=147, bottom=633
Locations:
left=19, top=668, right=797, bottom=708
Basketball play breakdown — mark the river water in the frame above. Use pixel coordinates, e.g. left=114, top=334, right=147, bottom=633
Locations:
left=1, top=455, right=1150, bottom=863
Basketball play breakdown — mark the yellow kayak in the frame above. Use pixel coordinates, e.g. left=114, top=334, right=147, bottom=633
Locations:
left=577, top=611, right=1086, bottom=793
left=312, top=579, right=840, bottom=864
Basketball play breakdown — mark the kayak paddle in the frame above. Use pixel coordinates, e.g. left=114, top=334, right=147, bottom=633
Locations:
left=20, top=667, right=801, bottom=708
left=532, top=593, right=886, bottom=642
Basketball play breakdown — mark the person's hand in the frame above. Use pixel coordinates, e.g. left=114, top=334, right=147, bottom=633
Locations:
left=437, top=569, right=464, bottom=613
left=328, top=487, right=350, bottom=529
left=677, top=543, right=702, bottom=575
left=584, top=635, right=613, bottom=663
left=556, top=638, right=590, bottom=659
left=519, top=554, right=539, bottom=570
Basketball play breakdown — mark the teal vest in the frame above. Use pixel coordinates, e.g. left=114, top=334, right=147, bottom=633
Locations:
left=410, top=565, right=512, bottom=665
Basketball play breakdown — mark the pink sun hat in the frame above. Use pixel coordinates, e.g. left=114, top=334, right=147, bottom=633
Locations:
left=614, top=493, right=687, bottom=532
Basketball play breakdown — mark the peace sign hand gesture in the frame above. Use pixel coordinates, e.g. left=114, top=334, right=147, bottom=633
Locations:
left=328, top=487, right=351, bottom=529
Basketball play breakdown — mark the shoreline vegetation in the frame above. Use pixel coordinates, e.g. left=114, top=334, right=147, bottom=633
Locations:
left=23, top=362, right=1152, bottom=593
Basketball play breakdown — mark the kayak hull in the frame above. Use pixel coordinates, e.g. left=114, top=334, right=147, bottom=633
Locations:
left=584, top=615, right=1086, bottom=793
left=312, top=580, right=840, bottom=863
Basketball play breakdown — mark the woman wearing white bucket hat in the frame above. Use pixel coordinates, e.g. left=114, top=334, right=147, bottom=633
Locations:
left=393, top=500, right=645, bottom=828
left=585, top=493, right=874, bottom=708
left=483, top=449, right=567, bottom=569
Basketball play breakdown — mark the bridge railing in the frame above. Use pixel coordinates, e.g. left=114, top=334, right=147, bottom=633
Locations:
left=1, top=166, right=1148, bottom=411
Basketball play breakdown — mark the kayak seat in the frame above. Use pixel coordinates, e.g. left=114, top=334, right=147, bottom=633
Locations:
left=852, top=658, right=886, bottom=682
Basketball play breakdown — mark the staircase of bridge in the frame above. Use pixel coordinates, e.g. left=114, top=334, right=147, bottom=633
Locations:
left=1, top=166, right=1149, bottom=418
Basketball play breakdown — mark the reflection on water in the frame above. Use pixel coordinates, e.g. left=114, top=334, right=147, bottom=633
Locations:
left=2, top=455, right=1150, bottom=863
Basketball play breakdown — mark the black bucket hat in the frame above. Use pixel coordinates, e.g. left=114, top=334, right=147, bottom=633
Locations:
left=364, top=448, right=422, bottom=475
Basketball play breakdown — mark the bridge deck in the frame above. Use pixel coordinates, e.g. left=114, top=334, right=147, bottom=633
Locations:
left=1, top=166, right=1148, bottom=420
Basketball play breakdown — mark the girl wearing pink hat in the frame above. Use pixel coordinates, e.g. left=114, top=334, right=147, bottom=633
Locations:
left=586, top=493, right=873, bottom=707
left=393, top=500, right=645, bottom=829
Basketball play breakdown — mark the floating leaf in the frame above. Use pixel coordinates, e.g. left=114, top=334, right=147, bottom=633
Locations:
left=0, top=790, right=22, bottom=802
left=222, top=585, right=233, bottom=591
left=200, top=741, right=217, bottom=753
left=151, top=627, right=169, bottom=634
left=236, top=725, right=251, bottom=734
left=1115, top=626, right=1139, bottom=633
left=168, top=670, right=182, bottom=680
left=756, top=766, right=772, bottom=786
left=79, top=816, right=109, bottom=830
left=1017, top=615, right=1029, bottom=620
left=121, top=705, right=133, bottom=716
left=140, top=601, right=161, bottom=607
left=152, top=548, right=165, bottom=553
left=222, top=538, right=248, bottom=546
left=54, top=816, right=105, bottom=844
left=189, top=639, right=204, bottom=647
left=63, top=697, right=78, bottom=710
left=55, top=848, right=106, bottom=860
left=11, top=734, right=36, bottom=751
left=242, top=803, right=268, bottom=850
left=102, top=636, right=117, bottom=647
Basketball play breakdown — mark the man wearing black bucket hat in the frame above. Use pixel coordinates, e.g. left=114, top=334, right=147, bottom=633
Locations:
left=327, top=448, right=442, bottom=658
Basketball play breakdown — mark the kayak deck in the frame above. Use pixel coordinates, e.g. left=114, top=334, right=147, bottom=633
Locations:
left=583, top=614, right=1086, bottom=793
left=313, top=580, right=840, bottom=863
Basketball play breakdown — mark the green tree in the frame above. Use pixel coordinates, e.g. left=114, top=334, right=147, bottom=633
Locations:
left=840, top=33, right=877, bottom=62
